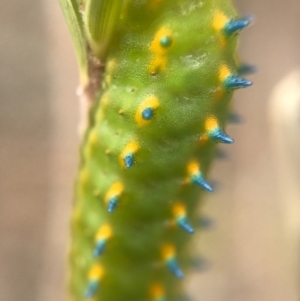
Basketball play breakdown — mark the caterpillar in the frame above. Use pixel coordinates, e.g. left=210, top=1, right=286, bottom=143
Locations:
left=63, top=1, right=253, bottom=301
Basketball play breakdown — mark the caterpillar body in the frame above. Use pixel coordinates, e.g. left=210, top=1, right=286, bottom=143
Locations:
left=68, top=1, right=252, bottom=301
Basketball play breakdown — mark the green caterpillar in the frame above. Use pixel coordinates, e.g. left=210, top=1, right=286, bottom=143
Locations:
left=65, top=1, right=252, bottom=301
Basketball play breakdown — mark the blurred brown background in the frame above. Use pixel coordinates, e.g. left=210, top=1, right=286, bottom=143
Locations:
left=1, top=1, right=300, bottom=301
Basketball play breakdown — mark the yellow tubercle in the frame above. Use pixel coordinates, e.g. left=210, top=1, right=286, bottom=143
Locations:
left=104, top=182, right=124, bottom=204
left=88, top=263, right=104, bottom=281
left=135, top=95, right=160, bottom=126
left=95, top=224, right=112, bottom=241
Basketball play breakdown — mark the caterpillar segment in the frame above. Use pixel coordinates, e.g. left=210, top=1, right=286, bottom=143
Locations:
left=69, top=1, right=252, bottom=301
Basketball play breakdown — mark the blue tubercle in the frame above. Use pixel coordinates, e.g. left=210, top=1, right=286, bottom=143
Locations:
left=84, top=280, right=99, bottom=299
left=225, top=18, right=250, bottom=35
left=209, top=128, right=234, bottom=144
left=107, top=196, right=119, bottom=213
left=166, top=258, right=184, bottom=279
left=224, top=75, right=252, bottom=89
left=142, top=107, right=154, bottom=120
left=191, top=173, right=213, bottom=192
left=124, top=153, right=134, bottom=168
left=93, top=239, right=106, bottom=257
left=177, top=216, right=194, bottom=234
left=160, top=36, right=172, bottom=47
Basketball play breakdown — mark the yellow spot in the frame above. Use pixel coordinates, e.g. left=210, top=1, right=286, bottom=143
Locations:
left=95, top=224, right=112, bottom=241
left=148, top=27, right=173, bottom=73
left=172, top=202, right=186, bottom=218
left=149, top=56, right=167, bottom=73
left=213, top=11, right=228, bottom=32
left=161, top=244, right=175, bottom=260
left=150, top=27, right=173, bottom=56
left=135, top=95, right=160, bottom=126
left=88, top=264, right=104, bottom=280
left=119, top=140, right=139, bottom=167
left=104, top=182, right=124, bottom=205
left=150, top=284, right=165, bottom=299
left=213, top=12, right=228, bottom=47
left=205, top=116, right=218, bottom=132
left=105, top=149, right=111, bottom=155
left=187, top=160, right=200, bottom=176
left=118, top=109, right=124, bottom=115
left=219, top=64, right=231, bottom=82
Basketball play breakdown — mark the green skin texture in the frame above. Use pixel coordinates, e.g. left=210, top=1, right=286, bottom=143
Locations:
left=70, top=1, right=240, bottom=300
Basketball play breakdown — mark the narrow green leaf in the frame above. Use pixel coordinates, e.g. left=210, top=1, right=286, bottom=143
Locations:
left=58, top=0, right=89, bottom=85
left=84, top=0, right=124, bottom=61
